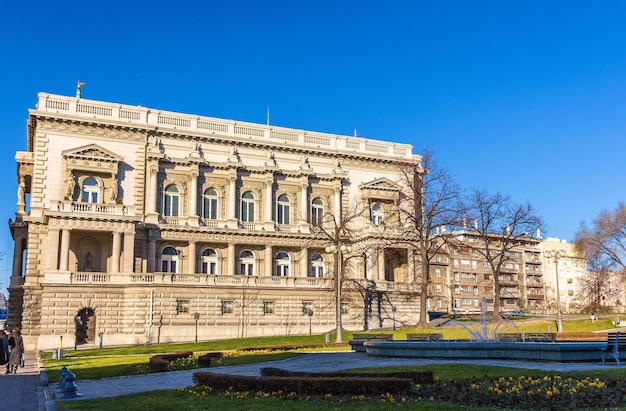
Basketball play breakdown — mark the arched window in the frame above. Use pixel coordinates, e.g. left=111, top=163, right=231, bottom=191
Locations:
left=238, top=250, right=255, bottom=276
left=277, top=194, right=290, bottom=225
left=371, top=203, right=384, bottom=225
left=241, top=191, right=255, bottom=222
left=275, top=251, right=290, bottom=277
left=201, top=248, right=218, bottom=275
left=311, top=197, right=324, bottom=226
left=203, top=188, right=218, bottom=220
left=309, top=253, right=324, bottom=278
left=164, top=185, right=180, bottom=217
left=161, top=246, right=179, bottom=273
left=82, top=178, right=100, bottom=203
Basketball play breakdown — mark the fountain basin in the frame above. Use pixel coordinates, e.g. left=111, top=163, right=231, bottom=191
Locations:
left=351, top=340, right=608, bottom=363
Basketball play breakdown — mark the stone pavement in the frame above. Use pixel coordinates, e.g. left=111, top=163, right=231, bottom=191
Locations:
left=5, top=351, right=622, bottom=410
left=0, top=351, right=48, bottom=411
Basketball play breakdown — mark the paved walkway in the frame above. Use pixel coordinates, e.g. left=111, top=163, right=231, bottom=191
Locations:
left=3, top=351, right=621, bottom=410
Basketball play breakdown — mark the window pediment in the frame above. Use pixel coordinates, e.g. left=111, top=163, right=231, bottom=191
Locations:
left=63, top=144, right=123, bottom=174
left=359, top=177, right=401, bottom=200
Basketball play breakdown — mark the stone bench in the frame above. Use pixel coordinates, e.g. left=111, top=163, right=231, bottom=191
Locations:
left=406, top=333, right=443, bottom=341
left=496, top=333, right=523, bottom=342
left=524, top=333, right=556, bottom=342
left=352, top=333, right=393, bottom=341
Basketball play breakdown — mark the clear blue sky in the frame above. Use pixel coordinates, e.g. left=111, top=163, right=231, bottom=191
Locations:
left=1, top=1, right=625, bottom=293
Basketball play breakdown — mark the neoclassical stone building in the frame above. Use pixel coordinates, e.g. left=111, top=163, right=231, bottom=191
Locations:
left=9, top=92, right=423, bottom=350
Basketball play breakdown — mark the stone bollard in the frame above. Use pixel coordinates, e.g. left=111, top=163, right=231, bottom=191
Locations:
left=56, top=366, right=69, bottom=390
left=60, top=371, right=79, bottom=398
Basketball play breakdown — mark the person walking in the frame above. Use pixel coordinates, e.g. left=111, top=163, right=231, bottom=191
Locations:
left=7, top=327, right=24, bottom=374
left=0, top=329, right=8, bottom=369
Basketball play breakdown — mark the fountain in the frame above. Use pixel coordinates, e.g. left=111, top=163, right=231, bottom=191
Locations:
left=350, top=298, right=608, bottom=363
left=445, top=298, right=522, bottom=342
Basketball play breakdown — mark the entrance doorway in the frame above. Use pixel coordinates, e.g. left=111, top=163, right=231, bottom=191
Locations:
left=75, top=307, right=95, bottom=345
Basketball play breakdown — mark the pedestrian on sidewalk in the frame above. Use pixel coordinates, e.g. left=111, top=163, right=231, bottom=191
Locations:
left=7, top=327, right=24, bottom=374
left=0, top=329, right=8, bottom=368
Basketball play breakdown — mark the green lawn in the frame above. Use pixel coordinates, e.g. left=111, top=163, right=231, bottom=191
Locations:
left=47, top=318, right=626, bottom=410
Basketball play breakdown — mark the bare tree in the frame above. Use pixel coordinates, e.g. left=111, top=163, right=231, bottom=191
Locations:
left=577, top=252, right=621, bottom=313
left=396, top=148, right=462, bottom=326
left=451, top=189, right=543, bottom=314
left=310, top=201, right=368, bottom=343
left=575, top=202, right=626, bottom=276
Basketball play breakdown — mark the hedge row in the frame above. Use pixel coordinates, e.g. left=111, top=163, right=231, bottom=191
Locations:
left=260, top=367, right=434, bottom=384
left=149, top=351, right=193, bottom=373
left=193, top=372, right=414, bottom=396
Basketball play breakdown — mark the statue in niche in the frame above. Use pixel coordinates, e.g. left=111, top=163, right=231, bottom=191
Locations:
left=64, top=171, right=76, bottom=200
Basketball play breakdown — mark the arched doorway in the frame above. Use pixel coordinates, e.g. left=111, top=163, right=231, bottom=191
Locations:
left=75, top=307, right=96, bottom=345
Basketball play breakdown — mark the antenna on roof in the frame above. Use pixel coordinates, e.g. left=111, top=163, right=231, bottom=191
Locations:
left=75, top=79, right=86, bottom=99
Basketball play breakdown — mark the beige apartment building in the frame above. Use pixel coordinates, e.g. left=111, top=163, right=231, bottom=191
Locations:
left=8, top=92, right=424, bottom=350
left=428, top=234, right=546, bottom=314
left=542, top=237, right=588, bottom=313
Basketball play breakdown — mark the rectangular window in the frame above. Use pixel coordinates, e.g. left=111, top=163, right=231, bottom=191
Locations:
left=436, top=284, right=442, bottom=293
left=263, top=301, right=274, bottom=315
left=435, top=269, right=441, bottom=278
left=176, top=299, right=190, bottom=314
left=221, top=300, right=234, bottom=314
left=302, top=301, right=313, bottom=315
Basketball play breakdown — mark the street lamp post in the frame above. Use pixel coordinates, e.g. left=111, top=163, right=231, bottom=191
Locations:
left=544, top=249, right=566, bottom=332
left=306, top=308, right=314, bottom=335
left=194, top=312, right=200, bottom=343
left=392, top=305, right=397, bottom=330
left=325, top=244, right=351, bottom=343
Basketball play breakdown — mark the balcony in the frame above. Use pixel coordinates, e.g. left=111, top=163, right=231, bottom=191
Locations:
left=48, top=271, right=334, bottom=288
left=56, top=201, right=133, bottom=217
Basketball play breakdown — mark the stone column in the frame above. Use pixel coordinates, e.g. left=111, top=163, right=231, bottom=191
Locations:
left=147, top=237, right=156, bottom=273
left=11, top=236, right=23, bottom=277
left=227, top=243, right=236, bottom=276
left=264, top=246, right=273, bottom=277
left=122, top=231, right=135, bottom=272
left=46, top=228, right=60, bottom=270
left=300, top=182, right=308, bottom=223
left=227, top=174, right=238, bottom=228
left=188, top=241, right=196, bottom=274
left=189, top=171, right=198, bottom=217
left=300, top=248, right=308, bottom=278
left=334, top=185, right=342, bottom=222
left=111, top=232, right=122, bottom=273
left=149, top=166, right=159, bottom=214
left=265, top=178, right=273, bottom=223
left=59, top=229, right=71, bottom=271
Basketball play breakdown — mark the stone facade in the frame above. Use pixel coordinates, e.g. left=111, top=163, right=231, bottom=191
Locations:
left=9, top=93, right=423, bottom=350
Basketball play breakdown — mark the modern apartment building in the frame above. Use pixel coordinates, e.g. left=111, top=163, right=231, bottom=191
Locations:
left=428, top=233, right=545, bottom=314
left=9, top=92, right=423, bottom=350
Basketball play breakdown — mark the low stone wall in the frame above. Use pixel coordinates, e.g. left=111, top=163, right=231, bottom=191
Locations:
left=350, top=340, right=608, bottom=363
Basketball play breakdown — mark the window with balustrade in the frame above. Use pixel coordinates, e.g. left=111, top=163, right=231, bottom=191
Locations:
left=370, top=203, right=384, bottom=225
left=275, top=251, right=290, bottom=276
left=161, top=246, right=179, bottom=273
left=309, top=253, right=324, bottom=277
left=311, top=197, right=324, bottom=226
left=202, top=188, right=218, bottom=220
left=82, top=177, right=100, bottom=203
left=201, top=248, right=218, bottom=275
left=241, top=191, right=255, bottom=222
left=238, top=250, right=255, bottom=275
left=277, top=194, right=290, bottom=225
left=163, top=184, right=180, bottom=217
